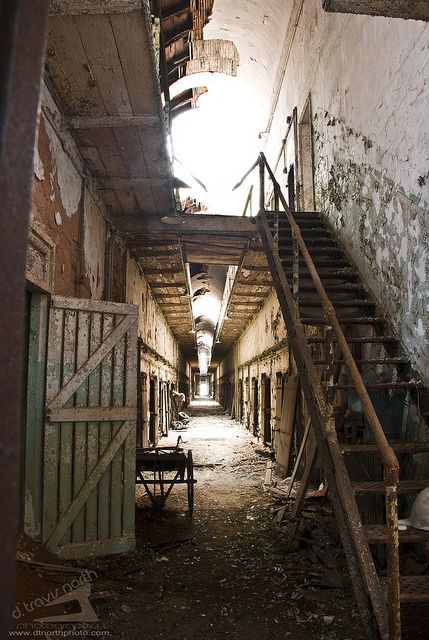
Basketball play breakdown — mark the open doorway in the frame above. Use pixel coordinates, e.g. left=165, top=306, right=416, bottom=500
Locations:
left=262, top=375, right=272, bottom=444
left=252, top=377, right=259, bottom=437
left=298, top=95, right=315, bottom=211
left=149, top=377, right=158, bottom=445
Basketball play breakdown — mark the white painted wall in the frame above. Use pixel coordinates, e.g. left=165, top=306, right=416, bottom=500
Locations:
left=263, top=1, right=429, bottom=383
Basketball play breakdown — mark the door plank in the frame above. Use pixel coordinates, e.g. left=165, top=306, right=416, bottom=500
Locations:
left=110, top=314, right=126, bottom=539
left=73, top=309, right=90, bottom=542
left=122, top=317, right=137, bottom=536
left=52, top=296, right=138, bottom=315
left=47, top=407, right=136, bottom=422
left=47, top=313, right=136, bottom=410
left=43, top=307, right=64, bottom=543
left=85, top=312, right=102, bottom=540
left=98, top=313, right=115, bottom=540
left=58, top=308, right=77, bottom=545
left=46, top=420, right=135, bottom=549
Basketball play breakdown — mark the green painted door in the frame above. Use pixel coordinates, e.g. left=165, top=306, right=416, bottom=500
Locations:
left=42, top=296, right=138, bottom=558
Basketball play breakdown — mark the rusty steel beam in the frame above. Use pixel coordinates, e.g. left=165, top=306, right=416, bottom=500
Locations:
left=0, top=0, right=50, bottom=632
left=322, top=0, right=429, bottom=21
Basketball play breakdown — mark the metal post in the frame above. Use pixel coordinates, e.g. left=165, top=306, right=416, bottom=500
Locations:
left=385, top=466, right=401, bottom=640
left=259, top=153, right=265, bottom=213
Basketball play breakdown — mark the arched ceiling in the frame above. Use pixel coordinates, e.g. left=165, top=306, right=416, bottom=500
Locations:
left=172, top=0, right=295, bottom=212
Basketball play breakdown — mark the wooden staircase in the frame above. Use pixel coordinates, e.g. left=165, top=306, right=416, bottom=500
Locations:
left=254, top=153, right=429, bottom=640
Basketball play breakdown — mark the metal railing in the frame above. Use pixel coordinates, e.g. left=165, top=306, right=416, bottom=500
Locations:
left=246, top=152, right=400, bottom=639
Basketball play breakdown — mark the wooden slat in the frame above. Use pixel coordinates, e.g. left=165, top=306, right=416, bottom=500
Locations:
left=47, top=313, right=136, bottom=410
left=49, top=1, right=143, bottom=15
left=52, top=296, right=137, bottom=315
left=110, top=313, right=126, bottom=538
left=86, top=312, right=102, bottom=540
left=122, top=314, right=137, bottom=536
left=275, top=373, right=298, bottom=476
left=43, top=307, right=64, bottom=543
left=110, top=10, right=159, bottom=114
left=58, top=308, right=77, bottom=545
left=47, top=407, right=136, bottom=422
left=73, top=309, right=90, bottom=542
left=67, top=114, right=158, bottom=128
left=46, top=18, right=105, bottom=116
left=74, top=14, right=131, bottom=115
left=46, top=421, right=135, bottom=549
left=98, top=313, right=115, bottom=540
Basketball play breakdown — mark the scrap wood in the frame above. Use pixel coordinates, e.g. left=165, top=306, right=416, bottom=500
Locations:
left=149, top=537, right=195, bottom=553
left=17, top=558, right=86, bottom=574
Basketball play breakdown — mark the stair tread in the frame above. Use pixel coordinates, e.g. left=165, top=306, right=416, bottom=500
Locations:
left=314, top=358, right=409, bottom=365
left=307, top=336, right=397, bottom=344
left=299, top=299, right=375, bottom=307
left=342, top=442, right=429, bottom=454
left=301, top=317, right=385, bottom=325
left=379, top=575, right=429, bottom=603
left=365, top=524, right=429, bottom=543
left=353, top=479, right=429, bottom=494
left=328, top=382, right=422, bottom=390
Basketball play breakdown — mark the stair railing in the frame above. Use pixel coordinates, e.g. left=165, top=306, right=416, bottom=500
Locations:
left=253, top=152, right=401, bottom=639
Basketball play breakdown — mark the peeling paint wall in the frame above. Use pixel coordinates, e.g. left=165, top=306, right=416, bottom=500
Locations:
left=126, top=255, right=179, bottom=372
left=218, top=291, right=290, bottom=442
left=31, top=84, right=108, bottom=300
left=264, top=2, right=429, bottom=384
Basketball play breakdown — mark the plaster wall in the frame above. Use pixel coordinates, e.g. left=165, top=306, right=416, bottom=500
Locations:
left=126, top=256, right=179, bottom=372
left=218, top=291, right=289, bottom=439
left=31, top=86, right=107, bottom=299
left=263, top=1, right=429, bottom=383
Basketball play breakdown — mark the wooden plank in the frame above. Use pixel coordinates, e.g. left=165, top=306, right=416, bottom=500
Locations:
left=47, top=313, right=137, bottom=410
left=97, top=177, right=170, bottom=189
left=275, top=372, right=298, bottom=477
left=46, top=18, right=105, bottom=116
left=67, top=114, right=158, bottom=128
left=74, top=14, right=131, bottom=115
left=110, top=11, right=159, bottom=113
left=290, top=440, right=318, bottom=518
left=112, top=214, right=257, bottom=235
left=49, top=1, right=142, bottom=15
left=73, top=309, right=89, bottom=542
left=98, top=313, right=114, bottom=540
left=85, top=312, right=102, bottom=540
left=122, top=314, right=137, bottom=537
left=25, top=294, right=48, bottom=540
left=58, top=308, right=77, bottom=545
left=47, top=407, right=136, bottom=422
left=52, top=296, right=137, bottom=315
left=110, top=314, right=126, bottom=539
left=46, top=421, right=135, bottom=549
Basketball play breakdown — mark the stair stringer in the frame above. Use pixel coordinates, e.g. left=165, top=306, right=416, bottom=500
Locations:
left=257, top=210, right=389, bottom=640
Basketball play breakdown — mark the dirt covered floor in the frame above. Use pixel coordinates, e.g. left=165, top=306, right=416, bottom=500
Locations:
left=89, top=404, right=366, bottom=640
left=14, top=404, right=428, bottom=639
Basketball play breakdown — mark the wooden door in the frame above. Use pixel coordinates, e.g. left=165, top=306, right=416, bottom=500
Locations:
left=42, top=296, right=138, bottom=558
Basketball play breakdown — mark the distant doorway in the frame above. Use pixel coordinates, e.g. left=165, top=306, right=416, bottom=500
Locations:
left=262, top=375, right=272, bottom=444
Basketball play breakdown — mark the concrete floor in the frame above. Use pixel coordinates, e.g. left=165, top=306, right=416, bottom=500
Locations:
left=89, top=405, right=367, bottom=640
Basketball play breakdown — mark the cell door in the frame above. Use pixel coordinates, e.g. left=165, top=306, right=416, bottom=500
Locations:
left=42, top=296, right=138, bottom=558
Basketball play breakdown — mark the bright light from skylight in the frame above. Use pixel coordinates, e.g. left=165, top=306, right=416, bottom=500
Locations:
left=172, top=73, right=263, bottom=215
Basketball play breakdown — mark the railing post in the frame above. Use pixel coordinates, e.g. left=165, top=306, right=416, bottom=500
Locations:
left=259, top=153, right=265, bottom=215
left=385, top=465, right=401, bottom=640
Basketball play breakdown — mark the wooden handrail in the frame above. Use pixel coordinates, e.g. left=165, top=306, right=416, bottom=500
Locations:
left=260, top=152, right=399, bottom=475
left=256, top=152, right=401, bottom=639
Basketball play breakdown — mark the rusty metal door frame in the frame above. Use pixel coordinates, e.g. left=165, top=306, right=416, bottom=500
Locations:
left=0, top=0, right=50, bottom=630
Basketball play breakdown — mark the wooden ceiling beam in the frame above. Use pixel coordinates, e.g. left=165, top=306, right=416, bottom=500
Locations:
left=66, top=114, right=159, bottom=129
left=49, top=1, right=142, bottom=15
left=112, top=214, right=257, bottom=236
left=97, top=177, right=170, bottom=189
